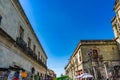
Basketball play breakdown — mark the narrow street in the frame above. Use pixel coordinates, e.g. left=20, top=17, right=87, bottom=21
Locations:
left=0, top=0, right=120, bottom=80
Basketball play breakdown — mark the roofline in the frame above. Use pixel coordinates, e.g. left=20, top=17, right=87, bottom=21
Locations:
left=111, top=16, right=116, bottom=23
left=80, top=39, right=115, bottom=42
left=13, top=0, right=48, bottom=59
left=65, top=39, right=116, bottom=69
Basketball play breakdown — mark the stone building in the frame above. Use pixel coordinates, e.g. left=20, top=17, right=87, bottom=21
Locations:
left=0, top=0, right=47, bottom=79
left=47, top=69, right=56, bottom=79
left=112, top=0, right=120, bottom=50
left=65, top=40, right=120, bottom=80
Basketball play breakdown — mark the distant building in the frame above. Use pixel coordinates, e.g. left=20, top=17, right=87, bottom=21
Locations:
left=65, top=40, right=120, bottom=80
left=0, top=0, right=47, bottom=79
left=47, top=69, right=56, bottom=79
left=112, top=0, right=120, bottom=50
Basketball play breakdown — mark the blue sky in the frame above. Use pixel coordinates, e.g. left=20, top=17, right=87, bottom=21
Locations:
left=19, top=0, right=115, bottom=77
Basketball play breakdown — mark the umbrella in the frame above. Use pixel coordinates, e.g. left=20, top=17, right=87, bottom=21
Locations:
left=75, top=73, right=93, bottom=78
left=81, top=73, right=93, bottom=78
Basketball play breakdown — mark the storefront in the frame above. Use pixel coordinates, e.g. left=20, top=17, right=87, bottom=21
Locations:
left=0, top=65, right=31, bottom=80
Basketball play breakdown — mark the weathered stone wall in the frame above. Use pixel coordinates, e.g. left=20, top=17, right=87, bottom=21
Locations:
left=0, top=31, right=46, bottom=74
left=0, top=0, right=47, bottom=61
left=0, top=0, right=19, bottom=40
left=82, top=44, right=120, bottom=63
left=80, top=41, right=120, bottom=79
left=81, top=42, right=120, bottom=67
left=0, top=0, right=47, bottom=75
left=65, top=40, right=120, bottom=80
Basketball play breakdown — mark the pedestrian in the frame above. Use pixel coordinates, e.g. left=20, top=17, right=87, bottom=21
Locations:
left=13, top=71, right=20, bottom=80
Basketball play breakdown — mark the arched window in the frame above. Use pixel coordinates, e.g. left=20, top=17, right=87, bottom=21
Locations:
left=92, top=49, right=98, bottom=59
left=31, top=67, right=35, bottom=74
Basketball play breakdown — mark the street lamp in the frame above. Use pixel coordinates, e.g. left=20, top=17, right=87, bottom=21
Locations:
left=87, top=49, right=97, bottom=80
left=87, top=49, right=93, bottom=63
left=87, top=49, right=93, bottom=74
left=88, top=49, right=102, bottom=80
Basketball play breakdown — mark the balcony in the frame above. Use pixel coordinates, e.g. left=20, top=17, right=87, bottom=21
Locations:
left=16, top=37, right=47, bottom=69
left=33, top=53, right=37, bottom=61
left=26, top=47, right=37, bottom=60
left=38, top=58, right=47, bottom=69
left=16, top=37, right=27, bottom=50
left=26, top=47, right=33, bottom=56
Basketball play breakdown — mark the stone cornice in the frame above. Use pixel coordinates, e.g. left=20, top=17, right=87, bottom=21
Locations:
left=80, top=40, right=116, bottom=45
left=111, top=16, right=116, bottom=26
left=65, top=40, right=116, bottom=70
left=12, top=0, right=48, bottom=59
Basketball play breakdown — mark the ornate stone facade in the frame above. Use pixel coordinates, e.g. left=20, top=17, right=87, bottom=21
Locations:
left=112, top=0, right=120, bottom=50
left=65, top=40, right=120, bottom=80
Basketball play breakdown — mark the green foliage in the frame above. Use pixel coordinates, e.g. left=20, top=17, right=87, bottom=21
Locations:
left=56, top=75, right=72, bottom=80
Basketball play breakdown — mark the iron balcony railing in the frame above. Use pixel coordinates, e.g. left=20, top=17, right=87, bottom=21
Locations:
left=16, top=37, right=47, bottom=68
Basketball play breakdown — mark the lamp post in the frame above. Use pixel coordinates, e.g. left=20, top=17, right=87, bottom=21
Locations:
left=87, top=49, right=97, bottom=80
left=87, top=49, right=93, bottom=72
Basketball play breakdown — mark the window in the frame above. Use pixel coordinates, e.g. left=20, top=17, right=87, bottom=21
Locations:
left=40, top=54, right=41, bottom=59
left=33, top=45, right=36, bottom=53
left=41, top=57, right=44, bottom=63
left=38, top=51, right=40, bottom=59
left=31, top=67, right=35, bottom=74
left=113, top=24, right=119, bottom=37
left=45, top=60, right=46, bottom=64
left=79, top=56, right=81, bottom=61
left=79, top=51, right=81, bottom=61
left=41, top=57, right=43, bottom=62
left=92, top=49, right=98, bottom=59
left=43, top=58, right=46, bottom=64
left=19, top=26, right=24, bottom=38
left=43, top=58, right=44, bottom=64
left=115, top=23, right=120, bottom=33
left=42, top=58, right=44, bottom=63
left=117, top=26, right=120, bottom=32
left=28, top=37, right=31, bottom=48
left=0, top=14, right=2, bottom=25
